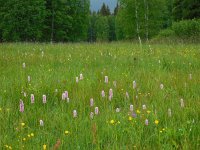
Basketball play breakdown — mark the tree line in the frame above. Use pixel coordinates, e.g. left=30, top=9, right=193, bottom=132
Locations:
left=0, top=0, right=199, bottom=42
left=0, top=0, right=90, bottom=42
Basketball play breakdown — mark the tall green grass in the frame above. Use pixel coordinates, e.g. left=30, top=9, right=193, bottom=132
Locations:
left=0, top=43, right=199, bottom=149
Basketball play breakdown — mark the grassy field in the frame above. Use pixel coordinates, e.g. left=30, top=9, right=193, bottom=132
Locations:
left=0, top=43, right=199, bottom=149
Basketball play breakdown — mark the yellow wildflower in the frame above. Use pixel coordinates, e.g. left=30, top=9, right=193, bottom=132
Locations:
left=128, top=116, right=133, bottom=121
left=155, top=120, right=159, bottom=125
left=136, top=110, right=140, bottom=114
left=147, top=110, right=151, bottom=114
left=8, top=146, right=12, bottom=149
left=28, top=134, right=31, bottom=138
left=5, top=145, right=9, bottom=148
left=110, top=120, right=115, bottom=124
left=65, top=130, right=69, bottom=135
left=31, top=133, right=34, bottom=137
left=21, top=123, right=25, bottom=127
left=43, top=144, right=47, bottom=150
left=23, top=138, right=26, bottom=141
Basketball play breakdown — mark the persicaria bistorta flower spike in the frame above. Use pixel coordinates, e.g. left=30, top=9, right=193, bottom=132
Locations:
left=95, top=107, right=99, bottom=115
left=42, top=51, right=44, bottom=57
left=23, top=62, right=26, bottom=68
left=126, top=92, right=129, bottom=99
left=109, top=89, right=113, bottom=98
left=24, top=92, right=27, bottom=97
left=116, top=108, right=120, bottom=113
left=73, top=110, right=77, bottom=118
left=180, top=98, right=184, bottom=108
left=130, top=105, right=134, bottom=112
left=65, top=91, right=68, bottom=99
left=113, top=81, right=117, bottom=87
left=160, top=83, right=164, bottom=90
left=184, top=82, right=187, bottom=88
left=109, top=95, right=112, bottom=101
left=62, top=93, right=65, bottom=100
left=40, top=120, right=44, bottom=126
left=132, top=113, right=137, bottom=118
left=67, top=98, right=70, bottom=103
left=189, top=74, right=192, bottom=80
left=101, top=90, right=105, bottom=98
left=28, top=76, right=31, bottom=82
left=133, top=81, right=137, bottom=89
left=145, top=119, right=149, bottom=126
left=76, top=77, right=79, bottom=83
left=90, top=98, right=94, bottom=107
left=142, top=105, right=147, bottom=110
left=31, top=94, right=34, bottom=104
left=43, top=95, right=47, bottom=104
left=90, top=112, right=94, bottom=119
left=105, top=76, right=108, bottom=83
left=168, top=108, right=172, bottom=117
left=20, top=99, right=24, bottom=112
left=80, top=73, right=83, bottom=80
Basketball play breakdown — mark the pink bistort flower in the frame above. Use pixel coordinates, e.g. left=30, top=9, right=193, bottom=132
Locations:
left=31, top=94, right=34, bottom=104
left=43, top=95, right=46, bottom=104
left=20, top=100, right=24, bottom=112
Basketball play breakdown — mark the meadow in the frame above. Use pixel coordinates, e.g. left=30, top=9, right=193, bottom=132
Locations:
left=0, top=43, right=199, bottom=149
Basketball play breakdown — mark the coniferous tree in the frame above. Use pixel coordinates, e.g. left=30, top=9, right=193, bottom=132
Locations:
left=88, top=11, right=97, bottom=42
left=100, top=3, right=109, bottom=16
left=173, top=0, right=200, bottom=20
left=106, top=5, right=111, bottom=16
left=108, top=16, right=116, bottom=41
left=114, top=3, right=119, bottom=16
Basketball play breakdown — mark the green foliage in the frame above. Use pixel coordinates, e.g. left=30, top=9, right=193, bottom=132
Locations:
left=95, top=16, right=109, bottom=41
left=99, top=3, right=111, bottom=16
left=172, top=19, right=200, bottom=37
left=116, top=0, right=168, bottom=40
left=154, top=19, right=200, bottom=43
left=88, top=4, right=117, bottom=42
left=157, top=29, right=175, bottom=38
left=43, top=0, right=90, bottom=42
left=88, top=12, right=98, bottom=42
left=173, top=0, right=200, bottom=21
left=0, top=0, right=46, bottom=42
left=0, top=0, right=90, bottom=42
left=114, top=3, right=119, bottom=16
left=108, top=16, right=116, bottom=41
left=0, top=43, right=200, bottom=149
left=0, top=0, right=200, bottom=42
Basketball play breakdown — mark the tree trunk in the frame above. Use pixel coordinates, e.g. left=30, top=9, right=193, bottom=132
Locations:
left=51, top=3, right=54, bottom=43
left=144, top=0, right=149, bottom=42
left=135, top=0, right=142, bottom=46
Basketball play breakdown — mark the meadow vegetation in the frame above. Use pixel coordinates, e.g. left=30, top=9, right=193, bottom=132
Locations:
left=0, top=43, right=199, bottom=149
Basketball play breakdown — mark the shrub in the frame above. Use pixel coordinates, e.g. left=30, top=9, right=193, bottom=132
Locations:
left=157, top=29, right=175, bottom=38
left=172, top=19, right=200, bottom=37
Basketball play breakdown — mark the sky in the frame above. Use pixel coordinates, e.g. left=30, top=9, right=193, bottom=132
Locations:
left=90, top=0, right=118, bottom=13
